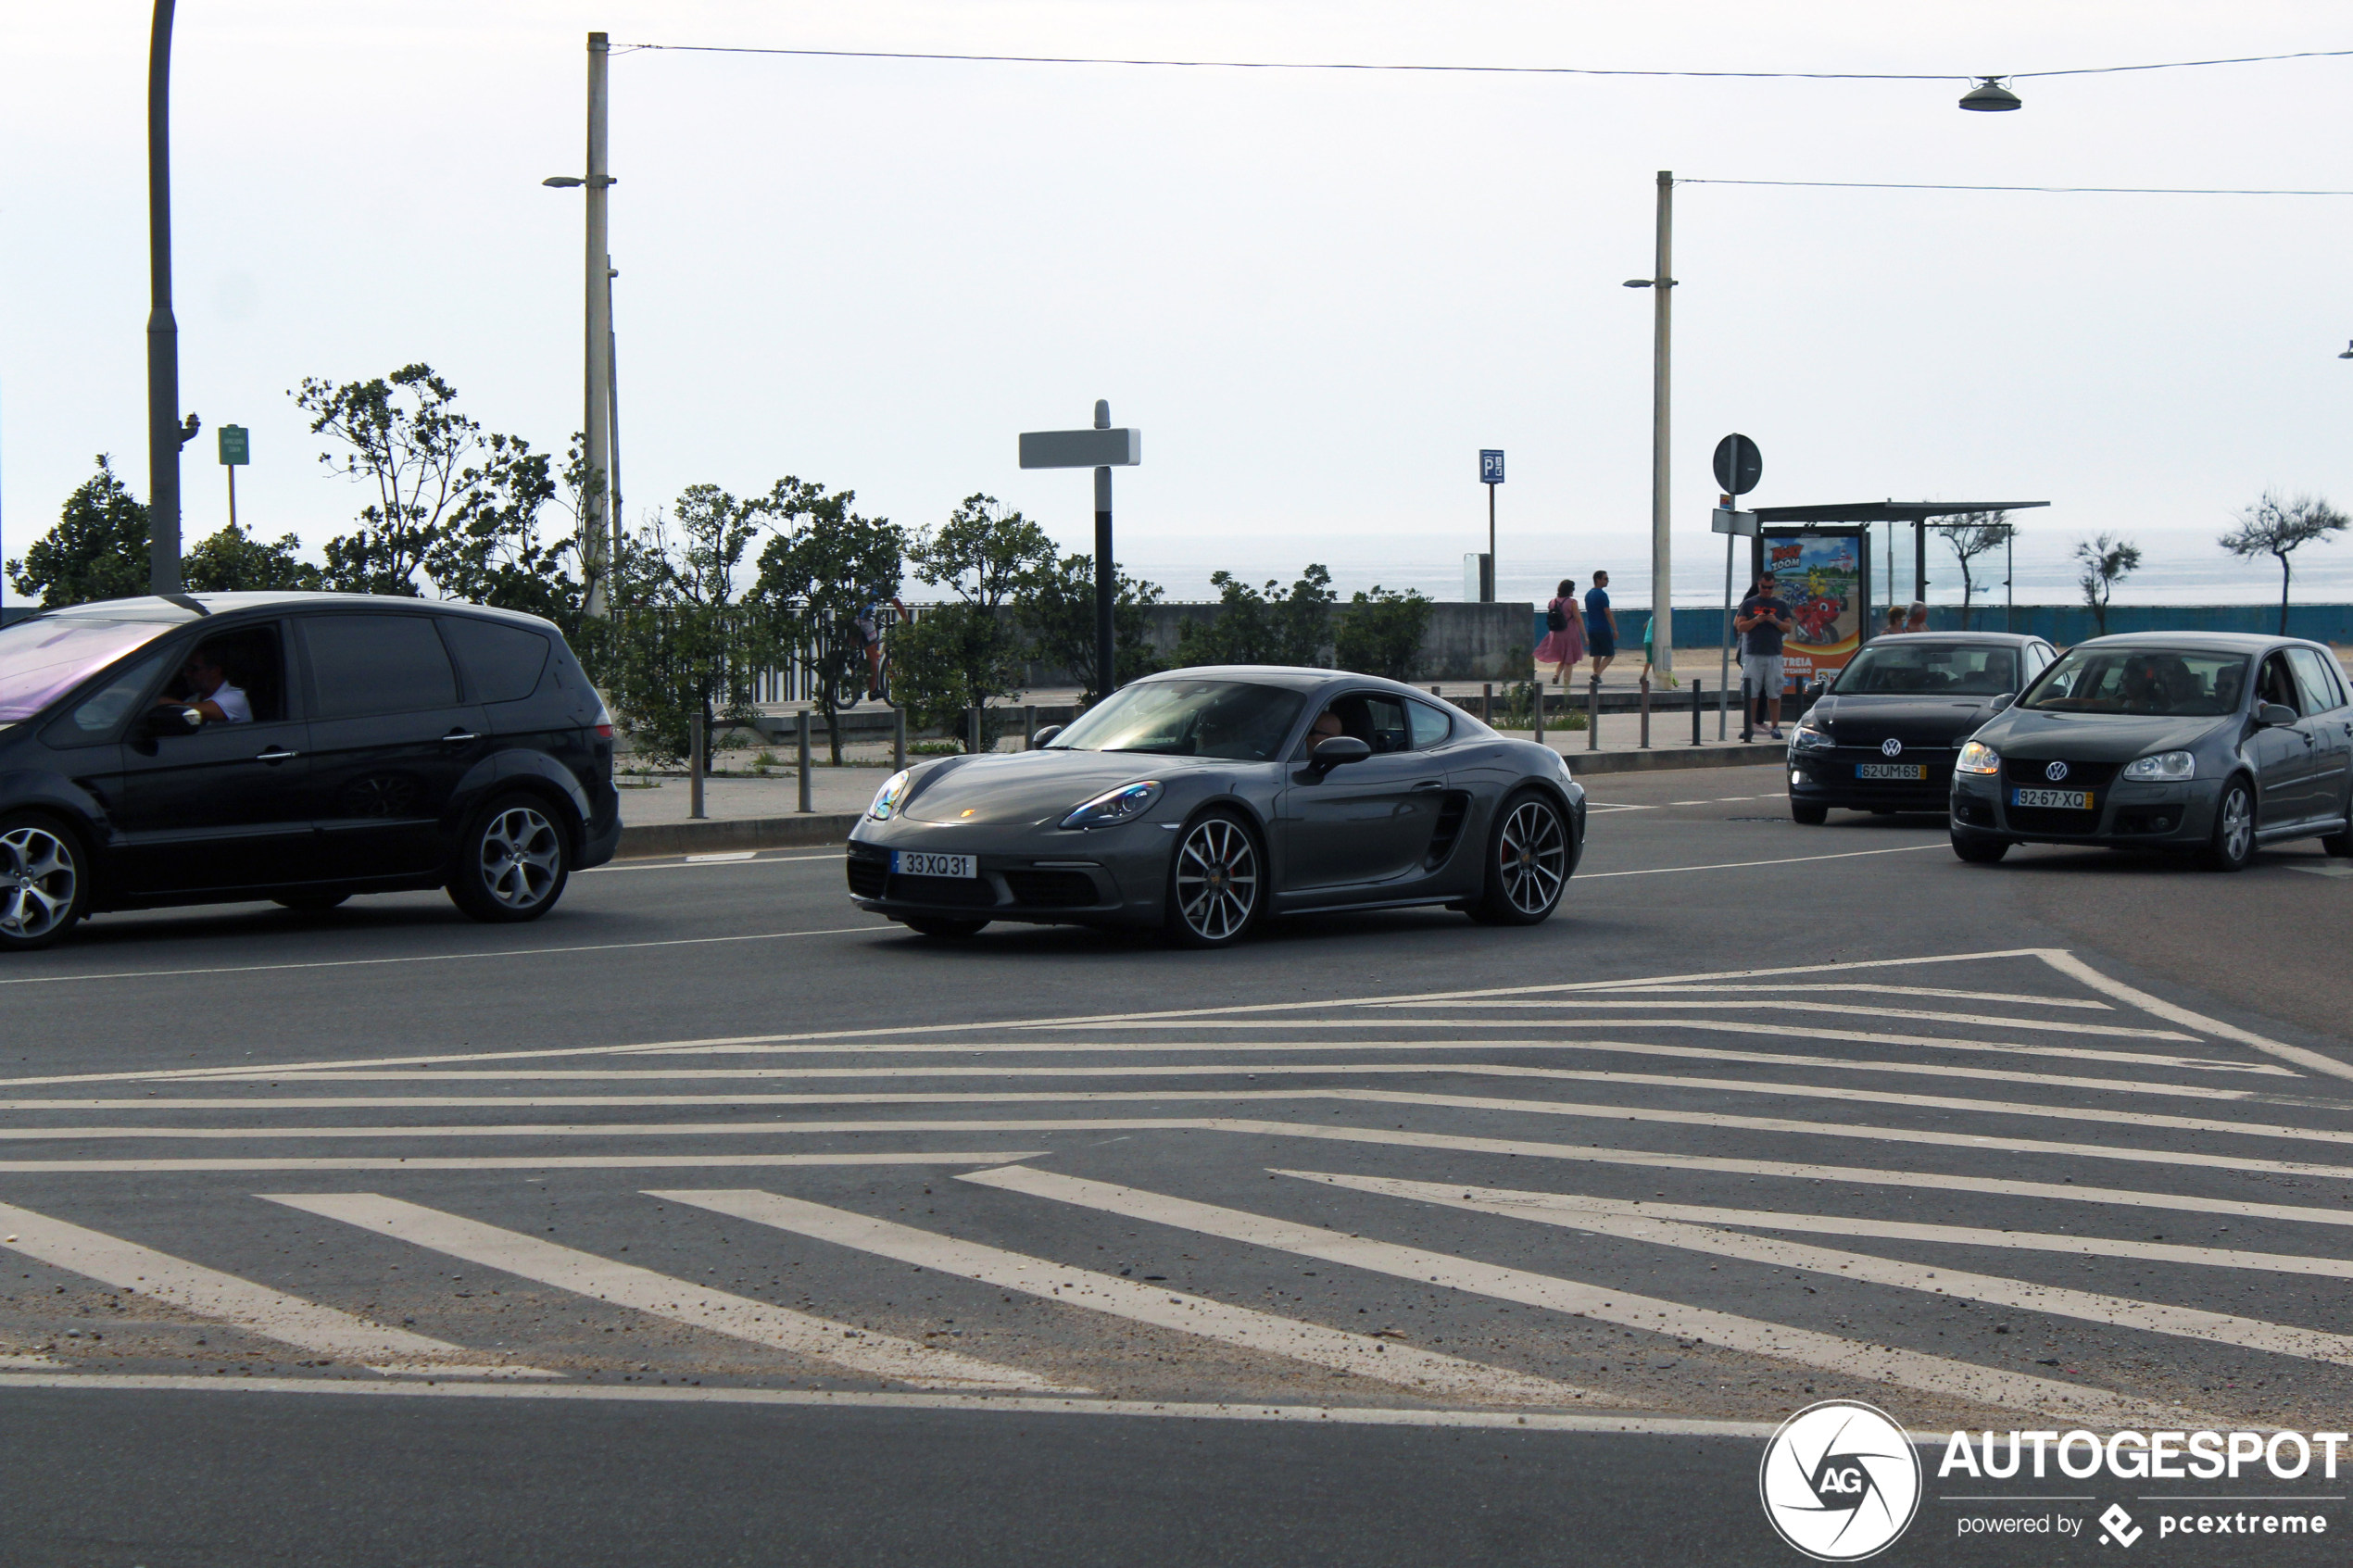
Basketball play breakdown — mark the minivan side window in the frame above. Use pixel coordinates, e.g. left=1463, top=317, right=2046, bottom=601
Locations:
left=304, top=615, right=459, bottom=719
left=440, top=617, right=550, bottom=704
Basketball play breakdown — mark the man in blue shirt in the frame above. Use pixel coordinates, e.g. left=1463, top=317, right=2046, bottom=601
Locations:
left=1734, top=570, right=1793, bottom=739
left=1583, top=571, right=1617, bottom=677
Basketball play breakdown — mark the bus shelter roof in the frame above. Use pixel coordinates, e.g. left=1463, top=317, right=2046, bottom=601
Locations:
left=1749, top=500, right=2048, bottom=525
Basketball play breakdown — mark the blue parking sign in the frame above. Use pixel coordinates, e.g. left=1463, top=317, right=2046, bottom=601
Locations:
left=1479, top=449, right=1505, bottom=484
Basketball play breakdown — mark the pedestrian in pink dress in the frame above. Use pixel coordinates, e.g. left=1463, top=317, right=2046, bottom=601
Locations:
left=1537, top=578, right=1586, bottom=685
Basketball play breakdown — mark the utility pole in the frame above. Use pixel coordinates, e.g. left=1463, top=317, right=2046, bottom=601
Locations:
left=146, top=0, right=189, bottom=595
left=1647, top=170, right=1674, bottom=676
left=581, top=31, right=613, bottom=619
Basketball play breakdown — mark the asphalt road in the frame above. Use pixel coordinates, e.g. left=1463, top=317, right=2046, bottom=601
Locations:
left=3, top=763, right=2349, bottom=1567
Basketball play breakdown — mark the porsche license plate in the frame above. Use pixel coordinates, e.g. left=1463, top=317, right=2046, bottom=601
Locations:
left=2011, top=787, right=2094, bottom=810
left=1856, top=763, right=1927, bottom=781
left=892, top=851, right=975, bottom=879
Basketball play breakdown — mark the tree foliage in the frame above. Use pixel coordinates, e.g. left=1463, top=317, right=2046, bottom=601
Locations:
left=183, top=522, right=322, bottom=593
left=6, top=456, right=155, bottom=607
left=1175, top=565, right=1335, bottom=669
left=1934, top=510, right=2015, bottom=630
left=1010, top=552, right=1164, bottom=708
left=2221, top=490, right=2347, bottom=634
left=2073, top=532, right=2142, bottom=635
left=754, top=480, right=904, bottom=764
left=894, top=495, right=1054, bottom=749
left=1332, top=585, right=1434, bottom=682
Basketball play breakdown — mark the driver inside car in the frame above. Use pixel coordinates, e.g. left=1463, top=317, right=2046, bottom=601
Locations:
left=153, top=645, right=252, bottom=725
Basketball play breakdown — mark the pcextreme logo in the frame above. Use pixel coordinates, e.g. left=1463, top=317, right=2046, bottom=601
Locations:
left=1759, top=1400, right=1923, bottom=1561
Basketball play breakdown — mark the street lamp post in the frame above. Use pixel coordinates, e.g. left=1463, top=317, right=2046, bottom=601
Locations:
left=145, top=0, right=198, bottom=595
left=1625, top=172, right=1677, bottom=679
left=544, top=32, right=617, bottom=618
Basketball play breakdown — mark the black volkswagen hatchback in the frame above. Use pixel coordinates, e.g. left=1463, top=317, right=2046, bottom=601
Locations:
left=1785, top=632, right=2057, bottom=822
left=0, top=593, right=621, bottom=950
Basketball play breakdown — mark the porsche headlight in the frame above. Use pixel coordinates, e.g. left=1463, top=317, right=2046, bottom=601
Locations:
left=1789, top=721, right=1831, bottom=751
left=2122, top=750, right=2196, bottom=782
left=1955, top=741, right=2001, bottom=775
left=867, top=769, right=912, bottom=821
left=1061, top=781, right=1163, bottom=830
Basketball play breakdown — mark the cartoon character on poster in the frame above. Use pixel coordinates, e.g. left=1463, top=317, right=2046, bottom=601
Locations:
left=1761, top=535, right=1863, bottom=687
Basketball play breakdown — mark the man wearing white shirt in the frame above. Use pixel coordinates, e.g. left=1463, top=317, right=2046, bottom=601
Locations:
left=155, top=646, right=252, bottom=725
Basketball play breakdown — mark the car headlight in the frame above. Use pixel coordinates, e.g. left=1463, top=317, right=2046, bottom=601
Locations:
left=1955, top=741, right=2001, bottom=775
left=867, top=769, right=912, bottom=821
left=1789, top=721, right=1831, bottom=751
left=1061, top=781, right=1163, bottom=830
left=2122, top=750, right=2196, bottom=782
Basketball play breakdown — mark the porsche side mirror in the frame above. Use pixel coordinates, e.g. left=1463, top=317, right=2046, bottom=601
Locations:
left=1030, top=723, right=1063, bottom=747
left=1988, top=693, right=2015, bottom=713
left=2258, top=702, right=2299, bottom=728
left=145, top=705, right=203, bottom=736
left=1308, top=735, right=1370, bottom=771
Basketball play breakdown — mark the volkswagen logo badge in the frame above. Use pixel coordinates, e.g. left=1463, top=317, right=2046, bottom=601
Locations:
left=1880, top=738, right=1903, bottom=758
left=1757, top=1400, right=1920, bottom=1561
left=2045, top=760, right=2070, bottom=783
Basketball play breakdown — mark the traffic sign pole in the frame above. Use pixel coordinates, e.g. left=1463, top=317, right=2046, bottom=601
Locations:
left=1020, top=405, right=1142, bottom=703
left=1711, top=433, right=1762, bottom=742
left=1093, top=399, right=1114, bottom=702
left=1478, top=451, right=1504, bottom=604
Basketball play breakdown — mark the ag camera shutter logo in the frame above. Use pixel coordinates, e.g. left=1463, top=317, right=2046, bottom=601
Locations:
left=1758, top=1400, right=1921, bottom=1561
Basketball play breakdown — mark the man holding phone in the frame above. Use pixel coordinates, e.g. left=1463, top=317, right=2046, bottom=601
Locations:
left=1734, top=570, right=1793, bottom=740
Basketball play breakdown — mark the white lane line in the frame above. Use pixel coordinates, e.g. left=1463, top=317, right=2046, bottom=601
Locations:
left=1601, top=984, right=2113, bottom=1011
left=584, top=853, right=838, bottom=875
left=2036, top=950, right=2353, bottom=1085
left=0, top=1198, right=555, bottom=1379
left=1288, top=1173, right=2353, bottom=1367
left=1579, top=843, right=1946, bottom=878
left=656, top=1188, right=1602, bottom=1407
left=959, top=1167, right=2175, bottom=1424
left=685, top=851, right=761, bottom=864
left=0, top=1373, right=1781, bottom=1435
left=1283, top=1173, right=2353, bottom=1281
left=49, top=1048, right=2311, bottom=1107
left=1369, top=999, right=2190, bottom=1042
left=260, top=1193, right=1077, bottom=1394
left=0, top=1152, right=1046, bottom=1173
left=0, top=924, right=886, bottom=989
left=0, top=946, right=2082, bottom=1088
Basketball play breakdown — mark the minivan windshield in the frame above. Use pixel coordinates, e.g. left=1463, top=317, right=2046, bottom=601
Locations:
left=0, top=618, right=174, bottom=721
left=1045, top=679, right=1305, bottom=760
left=2019, top=646, right=2247, bottom=717
left=1832, top=642, right=2017, bottom=697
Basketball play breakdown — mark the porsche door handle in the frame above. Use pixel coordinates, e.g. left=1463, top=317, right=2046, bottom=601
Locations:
left=1411, top=781, right=1446, bottom=791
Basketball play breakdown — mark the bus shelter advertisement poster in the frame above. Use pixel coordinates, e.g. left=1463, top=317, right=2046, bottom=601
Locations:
left=1760, top=531, right=1865, bottom=687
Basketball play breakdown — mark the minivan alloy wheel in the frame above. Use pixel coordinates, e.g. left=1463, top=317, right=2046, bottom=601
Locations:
left=0, top=824, right=78, bottom=944
left=479, top=805, right=563, bottom=910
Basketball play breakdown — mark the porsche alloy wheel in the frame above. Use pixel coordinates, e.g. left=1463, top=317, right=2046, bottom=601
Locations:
left=1166, top=811, right=1262, bottom=948
left=1473, top=792, right=1568, bottom=925
left=0, top=819, right=83, bottom=952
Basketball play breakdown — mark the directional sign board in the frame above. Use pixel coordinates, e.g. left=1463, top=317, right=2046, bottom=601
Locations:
left=218, top=425, right=250, bottom=466
left=1710, top=507, right=1760, bottom=537
left=1711, top=433, right=1760, bottom=496
left=1020, top=428, right=1141, bottom=469
left=1479, top=449, right=1505, bottom=484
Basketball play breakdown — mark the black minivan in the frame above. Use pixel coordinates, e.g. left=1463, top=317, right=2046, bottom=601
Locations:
left=0, top=592, right=621, bottom=950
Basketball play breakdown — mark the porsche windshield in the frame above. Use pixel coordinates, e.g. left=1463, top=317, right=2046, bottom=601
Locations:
left=1046, top=680, right=1305, bottom=760
left=1831, top=642, right=2016, bottom=696
left=0, top=617, right=174, bottom=722
left=2019, top=647, right=2247, bottom=717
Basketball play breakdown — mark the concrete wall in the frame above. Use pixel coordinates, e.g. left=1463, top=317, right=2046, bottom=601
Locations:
left=1017, top=601, right=1536, bottom=684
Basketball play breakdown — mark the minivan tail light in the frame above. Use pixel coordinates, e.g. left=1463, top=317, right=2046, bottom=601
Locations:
left=591, top=690, right=616, bottom=739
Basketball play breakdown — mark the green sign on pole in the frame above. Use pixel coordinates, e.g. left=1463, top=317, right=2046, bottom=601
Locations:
left=218, top=425, right=250, bottom=466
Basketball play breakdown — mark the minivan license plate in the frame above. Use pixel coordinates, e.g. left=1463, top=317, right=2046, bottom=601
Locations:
left=1856, top=763, right=1926, bottom=781
left=2010, top=787, right=2093, bottom=810
left=892, top=851, right=975, bottom=879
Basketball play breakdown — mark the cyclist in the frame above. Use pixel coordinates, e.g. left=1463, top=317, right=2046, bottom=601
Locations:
left=854, top=591, right=907, bottom=702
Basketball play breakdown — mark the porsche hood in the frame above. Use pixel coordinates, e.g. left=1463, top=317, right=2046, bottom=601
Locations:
left=900, top=749, right=1213, bottom=826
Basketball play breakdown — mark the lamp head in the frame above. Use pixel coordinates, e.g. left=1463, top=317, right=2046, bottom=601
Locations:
left=1958, top=77, right=2022, bottom=111
left=542, top=176, right=585, bottom=188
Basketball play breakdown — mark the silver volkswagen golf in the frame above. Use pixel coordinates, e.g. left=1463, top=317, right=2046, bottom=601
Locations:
left=845, top=666, right=1585, bottom=946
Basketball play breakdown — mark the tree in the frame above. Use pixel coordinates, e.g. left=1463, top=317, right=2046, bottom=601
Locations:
left=896, top=495, right=1055, bottom=750
left=182, top=522, right=321, bottom=593
left=1933, top=510, right=2015, bottom=630
left=421, top=433, right=584, bottom=627
left=1010, top=552, right=1164, bottom=707
left=2221, top=490, right=2348, bottom=634
left=753, top=479, right=905, bottom=764
left=1175, top=565, right=1336, bottom=668
left=609, top=484, right=776, bottom=771
left=2073, top=532, right=2142, bottom=636
left=1333, top=586, right=1434, bottom=681
left=6, top=456, right=154, bottom=608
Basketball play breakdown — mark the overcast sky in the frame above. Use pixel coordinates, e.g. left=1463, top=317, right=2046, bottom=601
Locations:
left=6, top=2, right=2352, bottom=611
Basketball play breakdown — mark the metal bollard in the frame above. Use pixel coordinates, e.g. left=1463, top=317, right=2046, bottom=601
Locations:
left=967, top=706, right=983, bottom=755
left=1692, top=679, right=1704, bottom=746
left=1480, top=684, right=1492, bottom=725
left=1639, top=672, right=1652, bottom=749
left=1531, top=682, right=1544, bottom=745
left=1740, top=679, right=1754, bottom=743
left=689, top=714, right=707, bottom=819
left=1430, top=685, right=1442, bottom=701
left=795, top=709, right=812, bottom=813
left=1023, top=704, right=1038, bottom=749
left=1586, top=673, right=1601, bottom=751
left=891, top=706, right=906, bottom=771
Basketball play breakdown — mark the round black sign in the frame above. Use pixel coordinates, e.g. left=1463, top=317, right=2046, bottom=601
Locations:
left=1712, top=433, right=1762, bottom=496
